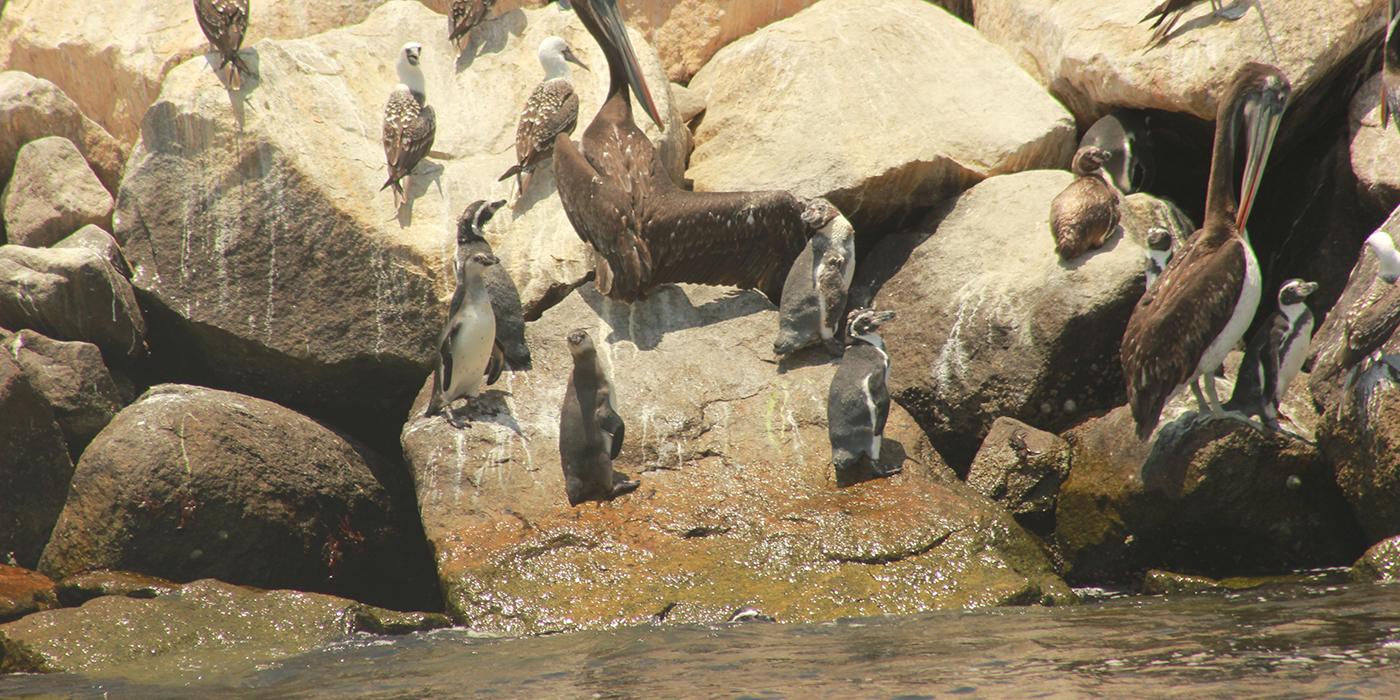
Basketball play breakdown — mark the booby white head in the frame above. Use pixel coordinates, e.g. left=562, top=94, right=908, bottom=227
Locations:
left=1366, top=230, right=1400, bottom=284
left=397, top=42, right=427, bottom=97
left=538, top=36, right=588, bottom=81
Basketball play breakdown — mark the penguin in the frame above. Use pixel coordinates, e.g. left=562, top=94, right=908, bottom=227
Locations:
left=774, top=199, right=856, bottom=357
left=456, top=199, right=531, bottom=369
left=827, top=307, right=902, bottom=487
left=1050, top=146, right=1121, bottom=261
left=559, top=329, right=639, bottom=506
left=1144, top=226, right=1176, bottom=291
left=1224, top=279, right=1318, bottom=428
left=1079, top=110, right=1156, bottom=195
left=426, top=252, right=506, bottom=428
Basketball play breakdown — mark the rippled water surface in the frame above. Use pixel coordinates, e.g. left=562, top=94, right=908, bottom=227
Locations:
left=6, top=579, right=1400, bottom=698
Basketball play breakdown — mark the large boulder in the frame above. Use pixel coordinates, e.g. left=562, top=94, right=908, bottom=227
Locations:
left=51, top=224, right=131, bottom=277
left=114, top=1, right=687, bottom=435
left=0, top=244, right=145, bottom=362
left=37, top=384, right=438, bottom=611
left=0, top=352, right=73, bottom=569
left=686, top=0, right=1075, bottom=232
left=0, top=566, right=56, bottom=623
left=616, top=0, right=819, bottom=82
left=0, top=71, right=125, bottom=194
left=966, top=417, right=1071, bottom=535
left=0, top=0, right=391, bottom=145
left=0, top=579, right=450, bottom=676
left=1, top=136, right=113, bottom=248
left=402, top=284, right=1072, bottom=635
left=1349, top=73, right=1400, bottom=215
left=1, top=329, right=127, bottom=459
left=860, top=170, right=1189, bottom=464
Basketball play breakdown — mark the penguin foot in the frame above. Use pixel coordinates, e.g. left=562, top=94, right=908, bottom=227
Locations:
left=872, top=462, right=903, bottom=478
left=823, top=339, right=844, bottom=357
left=610, top=479, right=640, bottom=499
left=444, top=403, right=471, bottom=429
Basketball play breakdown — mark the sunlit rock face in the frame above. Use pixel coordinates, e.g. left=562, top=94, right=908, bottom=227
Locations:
left=0, top=71, right=126, bottom=196
left=1349, top=73, right=1400, bottom=214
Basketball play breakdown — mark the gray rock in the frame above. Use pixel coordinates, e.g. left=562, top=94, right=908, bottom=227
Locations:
left=1349, top=73, right=1400, bottom=215
left=51, top=225, right=130, bottom=277
left=0, top=71, right=125, bottom=195
left=966, top=417, right=1070, bottom=534
left=1, top=136, right=112, bottom=248
left=0, top=244, right=145, bottom=362
left=1, top=329, right=126, bottom=458
left=0, top=352, right=73, bottom=569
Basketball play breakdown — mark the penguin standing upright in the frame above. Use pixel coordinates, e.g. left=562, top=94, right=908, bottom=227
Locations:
left=827, top=307, right=901, bottom=487
left=774, top=199, right=856, bottom=357
left=1144, top=226, right=1176, bottom=291
left=1225, top=279, right=1318, bottom=428
left=426, top=252, right=506, bottom=428
left=559, top=329, right=639, bottom=506
left=456, top=199, right=531, bottom=369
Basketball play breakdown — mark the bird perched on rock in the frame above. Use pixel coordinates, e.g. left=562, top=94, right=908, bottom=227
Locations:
left=1336, top=230, right=1400, bottom=382
left=1144, top=226, right=1176, bottom=291
left=382, top=42, right=436, bottom=211
left=559, top=329, right=638, bottom=506
left=1225, top=279, right=1317, bottom=430
left=499, top=36, right=589, bottom=198
left=456, top=200, right=531, bottom=369
left=1050, top=146, right=1120, bottom=260
left=774, top=199, right=856, bottom=357
left=449, top=0, right=497, bottom=52
left=194, top=0, right=253, bottom=90
left=1141, top=0, right=1248, bottom=47
left=426, top=252, right=506, bottom=428
left=828, top=308, right=901, bottom=487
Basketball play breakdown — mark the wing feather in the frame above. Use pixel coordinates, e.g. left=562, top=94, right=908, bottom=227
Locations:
left=383, top=97, right=436, bottom=188
left=513, top=80, right=579, bottom=174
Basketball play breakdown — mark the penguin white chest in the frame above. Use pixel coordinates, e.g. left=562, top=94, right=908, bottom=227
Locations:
left=447, top=301, right=496, bottom=400
left=1275, top=315, right=1312, bottom=403
left=1196, top=239, right=1261, bottom=378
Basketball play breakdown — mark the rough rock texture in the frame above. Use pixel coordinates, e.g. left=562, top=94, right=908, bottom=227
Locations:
left=0, top=566, right=57, bottom=623
left=0, top=352, right=72, bottom=569
left=37, top=384, right=438, bottom=611
left=860, top=170, right=1189, bottom=464
left=0, top=0, right=391, bottom=145
left=686, top=0, right=1075, bottom=232
left=1351, top=536, right=1400, bottom=583
left=1, top=329, right=126, bottom=458
left=1, top=136, right=113, bottom=248
left=616, top=0, right=819, bottom=82
left=966, top=417, right=1071, bottom=535
left=402, top=284, right=1071, bottom=635
left=1140, top=569, right=1225, bottom=595
left=1349, top=73, right=1400, bottom=215
left=54, top=570, right=179, bottom=607
left=974, top=0, right=1384, bottom=128
left=51, top=224, right=131, bottom=277
left=0, top=244, right=146, bottom=362
left=0, top=579, right=451, bottom=677
left=0, top=71, right=125, bottom=194
left=115, top=1, right=687, bottom=436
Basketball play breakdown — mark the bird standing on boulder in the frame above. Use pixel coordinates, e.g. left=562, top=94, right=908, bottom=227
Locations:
left=1225, top=279, right=1318, bottom=430
left=559, top=329, right=639, bottom=506
left=1050, top=146, right=1120, bottom=261
left=382, top=43, right=437, bottom=212
left=499, top=36, right=589, bottom=198
left=1141, top=0, right=1248, bottom=46
left=449, top=0, right=498, bottom=52
left=828, top=308, right=902, bottom=487
left=456, top=199, right=531, bottom=370
left=426, top=252, right=506, bottom=428
left=194, top=0, right=253, bottom=90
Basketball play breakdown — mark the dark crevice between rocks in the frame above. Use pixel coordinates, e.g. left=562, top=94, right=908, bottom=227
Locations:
left=825, top=526, right=967, bottom=566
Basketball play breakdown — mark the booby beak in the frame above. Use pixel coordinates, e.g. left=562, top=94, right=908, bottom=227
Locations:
left=590, top=0, right=664, bottom=129
left=563, top=47, right=590, bottom=72
left=1235, top=78, right=1290, bottom=233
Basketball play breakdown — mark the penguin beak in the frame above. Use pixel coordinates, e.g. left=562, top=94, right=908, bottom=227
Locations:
left=588, top=0, right=664, bottom=130
left=1298, top=281, right=1318, bottom=297
left=870, top=310, right=897, bottom=326
left=563, top=47, right=590, bottom=72
left=481, top=199, right=506, bottom=224
left=482, top=254, right=499, bottom=266
left=1236, top=80, right=1289, bottom=233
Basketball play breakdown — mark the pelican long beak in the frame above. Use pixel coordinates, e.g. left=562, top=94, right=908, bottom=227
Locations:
left=591, top=0, right=664, bottom=129
left=1235, top=82, right=1289, bottom=232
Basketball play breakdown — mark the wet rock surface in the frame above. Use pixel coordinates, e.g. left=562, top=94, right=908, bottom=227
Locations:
left=966, top=417, right=1071, bottom=535
left=0, top=566, right=57, bottom=624
left=0, top=71, right=125, bottom=195
left=1350, top=536, right=1400, bottom=583
left=402, top=284, right=1070, bottom=634
left=1, top=136, right=112, bottom=248
left=54, top=570, right=179, bottom=608
left=0, top=352, right=73, bottom=569
left=0, top=244, right=146, bottom=362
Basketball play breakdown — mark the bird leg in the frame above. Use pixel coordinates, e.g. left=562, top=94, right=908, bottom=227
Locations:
left=1215, top=0, right=1250, bottom=20
left=1191, top=378, right=1211, bottom=414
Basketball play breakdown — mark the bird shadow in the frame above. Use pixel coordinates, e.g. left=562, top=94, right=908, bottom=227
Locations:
left=456, top=9, right=528, bottom=72
left=578, top=284, right=770, bottom=351
left=512, top=164, right=559, bottom=214
left=203, top=48, right=261, bottom=106
left=1152, top=0, right=1257, bottom=48
left=464, top=389, right=525, bottom=436
left=394, top=161, right=447, bottom=227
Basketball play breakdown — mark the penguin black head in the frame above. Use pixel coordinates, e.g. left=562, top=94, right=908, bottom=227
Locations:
left=1070, top=146, right=1111, bottom=177
left=1277, top=278, right=1317, bottom=307
left=457, top=200, right=507, bottom=245
left=800, top=198, right=841, bottom=231
left=1146, top=226, right=1173, bottom=252
left=846, top=307, right=896, bottom=341
left=566, top=328, right=596, bottom=357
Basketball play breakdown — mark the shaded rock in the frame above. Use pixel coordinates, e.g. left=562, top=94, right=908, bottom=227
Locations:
left=0, top=579, right=450, bottom=677
left=861, top=170, right=1189, bottom=464
left=54, top=570, right=179, bottom=607
left=0, top=329, right=126, bottom=458
left=1141, top=569, right=1223, bottom=595
left=0, top=352, right=73, bottom=569
left=51, top=224, right=130, bottom=277
left=966, top=417, right=1070, bottom=535
left=402, top=284, right=1070, bottom=635
left=114, top=1, right=686, bottom=435
left=0, top=244, right=145, bottom=362
left=38, top=384, right=438, bottom=611
left=0, top=0, right=390, bottom=145
left=1351, top=536, right=1400, bottom=583
left=686, top=0, right=1075, bottom=232
left=0, top=71, right=125, bottom=194
left=0, top=566, right=57, bottom=623
left=1, top=136, right=112, bottom=248
left=1350, top=73, right=1400, bottom=215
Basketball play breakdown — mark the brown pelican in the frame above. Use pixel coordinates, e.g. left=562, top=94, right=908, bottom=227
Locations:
left=381, top=43, right=436, bottom=211
left=499, top=36, right=588, bottom=197
left=1050, top=146, right=1121, bottom=260
left=193, top=0, right=253, bottom=90
left=553, top=0, right=814, bottom=302
left=1384, top=0, right=1399, bottom=130
left=1141, top=0, right=1248, bottom=46
left=449, top=0, right=498, bottom=52
left=1120, top=63, right=1290, bottom=439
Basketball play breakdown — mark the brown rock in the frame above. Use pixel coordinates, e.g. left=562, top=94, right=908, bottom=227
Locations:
left=966, top=417, right=1071, bottom=534
left=0, top=566, right=57, bottom=623
left=51, top=224, right=130, bottom=277
left=0, top=71, right=125, bottom=195
left=1, top=136, right=112, bottom=248
left=1, top=329, right=126, bottom=458
left=1349, top=73, right=1400, bottom=215
left=0, top=244, right=146, bottom=362
left=0, top=353, right=73, bottom=569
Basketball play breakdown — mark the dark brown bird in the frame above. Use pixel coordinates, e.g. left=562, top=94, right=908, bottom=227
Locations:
left=193, top=0, right=253, bottom=90
left=381, top=43, right=436, bottom=211
left=499, top=36, right=588, bottom=197
left=1120, top=63, right=1290, bottom=439
left=1140, top=0, right=1247, bottom=46
left=449, top=0, right=498, bottom=52
left=1050, top=146, right=1120, bottom=260
left=552, top=0, right=814, bottom=303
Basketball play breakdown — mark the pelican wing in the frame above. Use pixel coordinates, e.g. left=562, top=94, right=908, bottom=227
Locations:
left=554, top=131, right=655, bottom=300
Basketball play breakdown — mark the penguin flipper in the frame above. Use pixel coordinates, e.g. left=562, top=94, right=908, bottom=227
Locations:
left=1262, top=316, right=1287, bottom=412
left=485, top=339, right=506, bottom=386
left=597, top=394, right=625, bottom=460
left=438, top=324, right=458, bottom=395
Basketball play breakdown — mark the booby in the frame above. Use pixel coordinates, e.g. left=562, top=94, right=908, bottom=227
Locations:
left=193, top=0, right=253, bottom=90
left=1144, top=226, right=1176, bottom=291
left=499, top=36, right=589, bottom=197
left=1368, top=229, right=1400, bottom=284
left=449, top=0, right=498, bottom=52
left=1338, top=230, right=1400, bottom=377
left=1225, top=279, right=1318, bottom=428
left=426, top=252, right=506, bottom=428
left=1141, top=0, right=1248, bottom=46
left=1080, top=110, right=1155, bottom=194
left=553, top=0, right=813, bottom=303
left=1384, top=0, right=1399, bottom=130
left=828, top=308, right=902, bottom=487
left=1050, top=146, right=1121, bottom=260
left=382, top=42, right=437, bottom=211
left=1120, top=63, right=1291, bottom=439
left=456, top=199, right=531, bottom=369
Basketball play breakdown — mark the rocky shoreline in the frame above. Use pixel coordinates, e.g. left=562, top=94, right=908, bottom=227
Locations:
left=3, top=0, right=1400, bottom=678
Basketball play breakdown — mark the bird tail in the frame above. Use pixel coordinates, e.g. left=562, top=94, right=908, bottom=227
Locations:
left=381, top=177, right=407, bottom=209
left=498, top=164, right=523, bottom=183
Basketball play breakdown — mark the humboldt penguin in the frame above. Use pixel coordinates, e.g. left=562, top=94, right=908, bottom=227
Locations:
left=559, top=329, right=639, bottom=506
left=553, top=0, right=813, bottom=303
left=1384, top=0, right=1399, bottom=130
left=456, top=199, right=531, bottom=369
left=828, top=308, right=902, bottom=487
left=426, top=252, right=506, bottom=428
left=499, top=36, right=589, bottom=197
left=1080, top=110, right=1155, bottom=195
left=1225, top=279, right=1318, bottom=428
left=1144, top=226, right=1176, bottom=291
left=1051, top=146, right=1120, bottom=260
left=449, top=0, right=497, bottom=51
left=1121, top=63, right=1290, bottom=439
left=194, top=0, right=252, bottom=90
left=774, top=199, right=856, bottom=357
left=1141, top=0, right=1248, bottom=46
left=382, top=43, right=436, bottom=211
